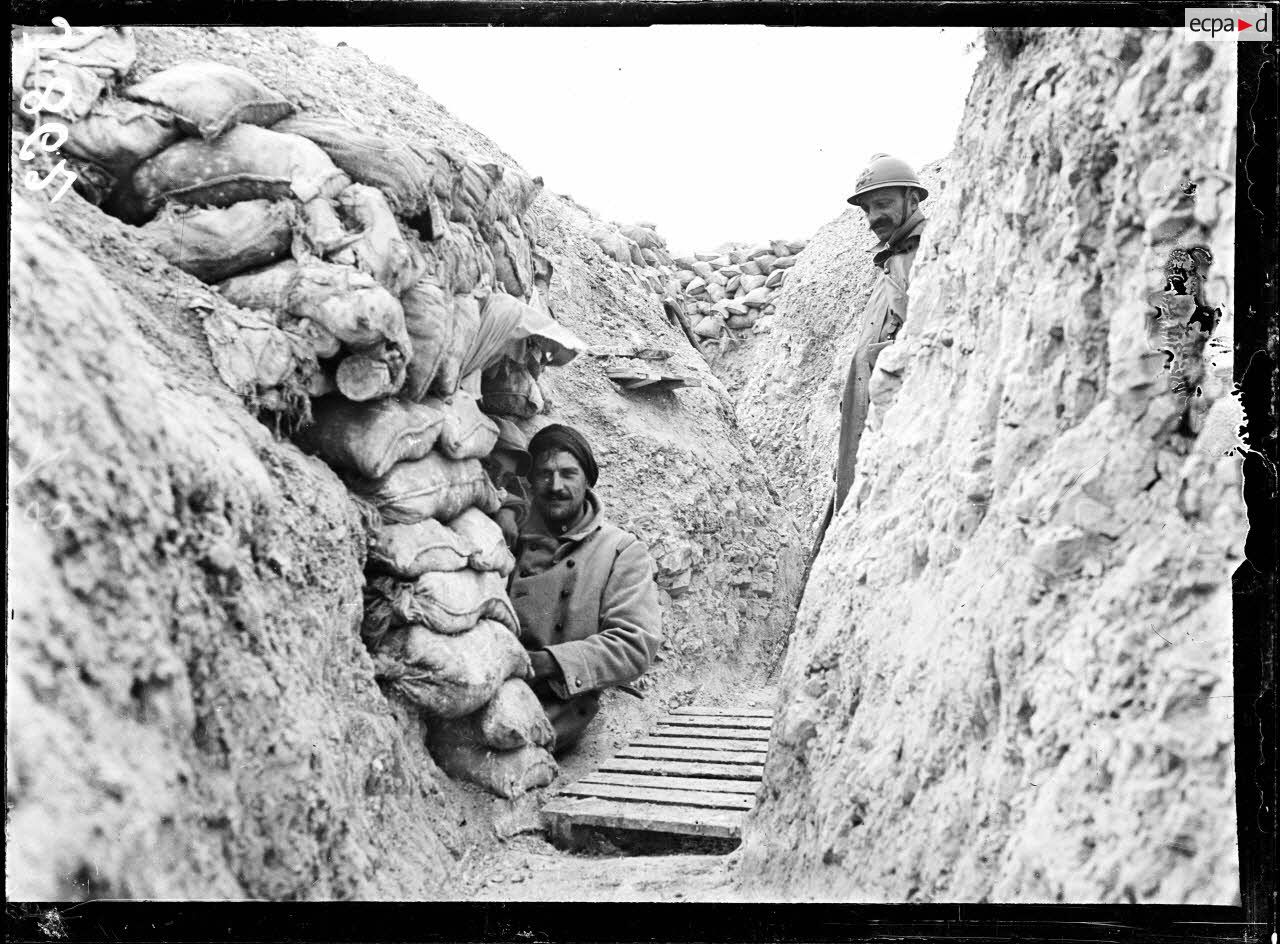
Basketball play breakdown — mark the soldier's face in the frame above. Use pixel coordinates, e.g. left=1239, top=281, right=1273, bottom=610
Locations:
left=530, top=449, right=588, bottom=526
left=859, top=188, right=915, bottom=241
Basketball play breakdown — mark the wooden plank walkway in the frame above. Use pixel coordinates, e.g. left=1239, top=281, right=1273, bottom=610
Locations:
left=541, top=704, right=774, bottom=843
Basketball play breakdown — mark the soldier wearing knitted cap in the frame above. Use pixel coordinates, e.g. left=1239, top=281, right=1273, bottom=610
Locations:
left=509, top=423, right=662, bottom=754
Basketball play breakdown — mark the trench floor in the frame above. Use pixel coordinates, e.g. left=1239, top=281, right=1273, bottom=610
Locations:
left=450, top=683, right=779, bottom=901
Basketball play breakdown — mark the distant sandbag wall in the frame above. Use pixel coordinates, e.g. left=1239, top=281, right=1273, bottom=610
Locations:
left=675, top=239, right=808, bottom=345
left=587, top=222, right=808, bottom=354
left=18, top=28, right=584, bottom=799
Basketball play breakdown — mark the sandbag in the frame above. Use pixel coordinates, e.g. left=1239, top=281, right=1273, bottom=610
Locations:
left=355, top=452, right=500, bottom=525
left=787, top=239, right=808, bottom=255
left=485, top=216, right=533, bottom=298
left=590, top=228, right=633, bottom=265
left=141, top=200, right=293, bottom=283
left=280, top=313, right=341, bottom=359
left=484, top=169, right=542, bottom=228
left=198, top=304, right=302, bottom=395
left=693, top=314, right=726, bottom=339
left=620, top=224, right=664, bottom=251
left=434, top=393, right=499, bottom=460
left=124, top=124, right=349, bottom=220
left=420, top=221, right=494, bottom=295
left=727, top=312, right=758, bottom=331
left=296, top=197, right=357, bottom=263
left=481, top=358, right=543, bottom=419
left=739, top=274, right=767, bottom=293
left=448, top=159, right=496, bottom=226
left=15, top=26, right=135, bottom=121
left=450, top=156, right=536, bottom=230
left=771, top=240, right=791, bottom=258
left=296, top=396, right=447, bottom=479
left=685, top=277, right=708, bottom=296
left=448, top=507, right=516, bottom=576
left=477, top=679, right=555, bottom=749
left=432, top=294, right=484, bottom=397
left=400, top=280, right=454, bottom=401
left=371, top=621, right=530, bottom=718
left=765, top=268, right=787, bottom=289
left=639, top=248, right=659, bottom=267
left=742, top=286, right=772, bottom=308
left=368, top=517, right=473, bottom=579
left=772, top=255, right=797, bottom=270
left=339, top=183, right=425, bottom=295
left=335, top=349, right=406, bottom=402
left=741, top=260, right=762, bottom=277
left=62, top=98, right=182, bottom=177
left=17, top=25, right=136, bottom=84
left=428, top=720, right=557, bottom=798
left=19, top=57, right=105, bottom=121
left=124, top=61, right=294, bottom=139
left=218, top=257, right=408, bottom=351
left=273, top=115, right=446, bottom=227
left=365, top=569, right=518, bottom=636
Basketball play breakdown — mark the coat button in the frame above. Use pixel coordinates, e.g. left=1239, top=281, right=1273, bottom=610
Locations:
left=554, top=624, right=563, bottom=633
left=573, top=677, right=582, bottom=687
left=559, top=589, right=571, bottom=599
left=565, top=560, right=575, bottom=569
left=519, top=569, right=532, bottom=577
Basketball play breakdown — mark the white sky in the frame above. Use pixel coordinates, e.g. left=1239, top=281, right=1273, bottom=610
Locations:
left=313, top=26, right=984, bottom=254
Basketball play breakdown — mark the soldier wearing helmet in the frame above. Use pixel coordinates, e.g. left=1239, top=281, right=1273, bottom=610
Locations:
left=818, top=155, right=929, bottom=547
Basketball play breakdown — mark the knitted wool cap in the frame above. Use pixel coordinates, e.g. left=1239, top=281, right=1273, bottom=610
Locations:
left=527, top=423, right=598, bottom=487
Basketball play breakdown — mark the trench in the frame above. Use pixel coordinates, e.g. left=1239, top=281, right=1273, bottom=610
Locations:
left=448, top=324, right=808, bottom=902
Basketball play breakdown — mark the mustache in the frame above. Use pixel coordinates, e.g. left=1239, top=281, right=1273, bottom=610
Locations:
left=543, top=491, right=573, bottom=501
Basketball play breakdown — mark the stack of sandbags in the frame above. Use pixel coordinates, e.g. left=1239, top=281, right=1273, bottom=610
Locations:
left=15, top=35, right=586, bottom=799
left=676, top=238, right=807, bottom=341
left=295, top=391, right=558, bottom=796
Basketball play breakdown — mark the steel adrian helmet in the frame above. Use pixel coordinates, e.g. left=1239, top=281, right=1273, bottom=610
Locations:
left=847, top=153, right=928, bottom=206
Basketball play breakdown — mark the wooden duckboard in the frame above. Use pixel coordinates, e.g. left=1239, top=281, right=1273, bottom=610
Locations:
left=541, top=704, right=774, bottom=842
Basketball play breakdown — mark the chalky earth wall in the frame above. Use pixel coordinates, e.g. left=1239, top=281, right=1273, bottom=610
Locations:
left=735, top=27, right=1243, bottom=903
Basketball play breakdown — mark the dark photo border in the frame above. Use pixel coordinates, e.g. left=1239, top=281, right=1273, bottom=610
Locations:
left=7, top=2, right=1276, bottom=941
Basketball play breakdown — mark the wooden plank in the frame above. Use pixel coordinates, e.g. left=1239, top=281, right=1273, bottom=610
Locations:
left=652, top=725, right=771, bottom=741
left=558, top=781, right=755, bottom=810
left=579, top=771, right=760, bottom=795
left=675, top=706, right=774, bottom=718
left=631, top=735, right=769, bottom=754
left=615, top=745, right=767, bottom=765
left=598, top=757, right=764, bottom=780
left=661, top=714, right=773, bottom=730
left=541, top=796, right=744, bottom=839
